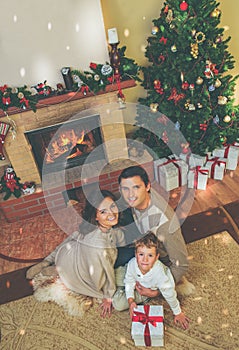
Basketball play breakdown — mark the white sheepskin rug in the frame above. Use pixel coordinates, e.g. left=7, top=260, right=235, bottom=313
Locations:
left=32, top=273, right=93, bottom=317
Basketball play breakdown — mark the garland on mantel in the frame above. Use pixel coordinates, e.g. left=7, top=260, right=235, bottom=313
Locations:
left=0, top=46, right=141, bottom=114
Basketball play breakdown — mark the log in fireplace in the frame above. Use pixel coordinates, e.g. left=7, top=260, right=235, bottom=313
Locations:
left=25, top=114, right=106, bottom=175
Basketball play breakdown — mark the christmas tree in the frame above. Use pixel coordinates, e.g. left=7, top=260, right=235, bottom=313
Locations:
left=134, top=0, right=239, bottom=157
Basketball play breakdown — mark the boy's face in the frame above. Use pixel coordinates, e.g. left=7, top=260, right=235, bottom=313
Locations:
left=136, top=245, right=159, bottom=275
left=119, top=176, right=150, bottom=210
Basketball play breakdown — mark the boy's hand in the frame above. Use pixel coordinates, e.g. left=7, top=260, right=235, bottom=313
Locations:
left=174, top=312, right=190, bottom=330
left=135, top=281, right=159, bottom=298
left=129, top=301, right=137, bottom=319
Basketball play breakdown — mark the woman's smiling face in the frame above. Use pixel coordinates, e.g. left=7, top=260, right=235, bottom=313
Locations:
left=96, top=197, right=119, bottom=231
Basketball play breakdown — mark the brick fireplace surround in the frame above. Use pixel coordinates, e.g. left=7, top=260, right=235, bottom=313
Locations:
left=0, top=80, right=154, bottom=223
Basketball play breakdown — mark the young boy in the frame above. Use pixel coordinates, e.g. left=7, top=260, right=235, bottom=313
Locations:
left=113, top=232, right=190, bottom=330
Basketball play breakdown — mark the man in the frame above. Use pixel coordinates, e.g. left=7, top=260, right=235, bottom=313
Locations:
left=116, top=165, right=194, bottom=296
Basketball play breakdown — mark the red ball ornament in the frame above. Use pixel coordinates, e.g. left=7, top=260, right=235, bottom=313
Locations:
left=180, top=1, right=188, bottom=11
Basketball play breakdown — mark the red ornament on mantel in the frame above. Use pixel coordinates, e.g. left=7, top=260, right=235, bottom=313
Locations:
left=180, top=1, right=188, bottom=11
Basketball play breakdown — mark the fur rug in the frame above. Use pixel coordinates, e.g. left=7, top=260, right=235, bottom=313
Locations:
left=33, top=274, right=93, bottom=317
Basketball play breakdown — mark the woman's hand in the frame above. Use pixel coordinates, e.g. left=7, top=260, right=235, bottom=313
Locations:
left=135, top=281, right=159, bottom=298
left=99, top=298, right=113, bottom=318
left=174, top=312, right=190, bottom=330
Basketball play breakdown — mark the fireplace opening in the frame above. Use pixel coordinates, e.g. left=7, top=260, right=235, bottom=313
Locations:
left=25, top=114, right=106, bottom=175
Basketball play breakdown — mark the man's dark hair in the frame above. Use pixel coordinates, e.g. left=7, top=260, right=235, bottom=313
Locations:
left=118, top=166, right=150, bottom=187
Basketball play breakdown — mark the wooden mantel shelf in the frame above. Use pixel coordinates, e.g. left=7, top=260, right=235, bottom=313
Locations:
left=0, top=79, right=136, bottom=118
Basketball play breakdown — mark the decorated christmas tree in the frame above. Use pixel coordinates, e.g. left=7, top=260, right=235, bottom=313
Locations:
left=134, top=0, right=239, bottom=157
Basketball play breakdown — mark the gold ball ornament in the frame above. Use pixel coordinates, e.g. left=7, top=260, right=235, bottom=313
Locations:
left=151, top=26, right=159, bottom=35
left=150, top=103, right=159, bottom=113
left=223, top=115, right=231, bottom=123
left=171, top=44, right=177, bottom=52
left=210, top=8, right=221, bottom=18
left=214, top=79, right=221, bottom=88
left=196, top=76, right=203, bottom=85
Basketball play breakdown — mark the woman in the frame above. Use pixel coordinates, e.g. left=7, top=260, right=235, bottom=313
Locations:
left=27, top=189, right=126, bottom=318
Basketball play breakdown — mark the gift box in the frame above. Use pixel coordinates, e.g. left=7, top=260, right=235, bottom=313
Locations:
left=131, top=305, right=164, bottom=347
left=180, top=153, right=206, bottom=167
left=187, top=166, right=209, bottom=190
left=154, top=157, right=188, bottom=191
left=204, top=157, right=226, bottom=180
left=212, top=145, right=239, bottom=170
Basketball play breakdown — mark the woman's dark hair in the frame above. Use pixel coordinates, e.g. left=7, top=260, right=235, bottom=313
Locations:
left=79, top=189, right=117, bottom=235
left=118, top=166, right=150, bottom=187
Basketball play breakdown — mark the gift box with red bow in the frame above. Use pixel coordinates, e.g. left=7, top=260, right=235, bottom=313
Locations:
left=212, top=145, right=239, bottom=170
left=179, top=153, right=207, bottom=167
left=204, top=157, right=226, bottom=180
left=187, top=166, right=209, bottom=190
left=154, top=156, right=188, bottom=191
left=131, top=305, right=164, bottom=347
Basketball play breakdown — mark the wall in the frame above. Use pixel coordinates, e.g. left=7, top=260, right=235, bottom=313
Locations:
left=0, top=0, right=109, bottom=87
left=101, top=0, right=239, bottom=104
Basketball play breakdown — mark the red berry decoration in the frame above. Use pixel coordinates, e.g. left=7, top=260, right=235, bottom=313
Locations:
left=180, top=1, right=188, bottom=11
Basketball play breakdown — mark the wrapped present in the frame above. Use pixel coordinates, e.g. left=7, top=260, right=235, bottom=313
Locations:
left=212, top=145, right=239, bottom=170
left=179, top=153, right=206, bottom=167
left=154, top=157, right=188, bottom=191
left=204, top=157, right=226, bottom=180
left=131, top=305, right=164, bottom=347
left=188, top=166, right=209, bottom=190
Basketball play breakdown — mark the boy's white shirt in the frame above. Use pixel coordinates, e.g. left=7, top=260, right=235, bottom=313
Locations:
left=124, top=257, right=181, bottom=315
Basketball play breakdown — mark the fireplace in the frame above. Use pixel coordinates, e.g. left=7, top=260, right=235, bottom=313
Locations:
left=25, top=114, right=106, bottom=175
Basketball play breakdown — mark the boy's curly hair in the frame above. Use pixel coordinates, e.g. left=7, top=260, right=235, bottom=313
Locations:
left=135, top=232, right=160, bottom=255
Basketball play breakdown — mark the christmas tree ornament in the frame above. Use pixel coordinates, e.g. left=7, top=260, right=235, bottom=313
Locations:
left=196, top=77, right=203, bottom=85
left=218, top=95, right=228, bottom=105
left=182, top=81, right=189, bottom=90
left=159, top=36, right=168, bottom=44
left=166, top=9, right=173, bottom=23
left=195, top=31, right=206, bottom=44
left=214, top=78, right=221, bottom=88
left=200, top=122, right=208, bottom=131
left=167, top=88, right=185, bottom=104
left=213, top=115, right=220, bottom=124
left=171, top=44, right=177, bottom=52
left=191, top=29, right=196, bottom=37
left=150, top=103, right=159, bottom=113
left=197, top=102, right=203, bottom=109
left=175, top=121, right=180, bottom=130
left=181, top=142, right=190, bottom=154
left=190, top=42, right=199, bottom=59
left=151, top=26, right=159, bottom=35
left=162, top=130, right=169, bottom=143
left=223, top=115, right=231, bottom=123
left=208, top=84, right=215, bottom=92
left=180, top=1, right=188, bottom=11
left=210, top=8, right=221, bottom=18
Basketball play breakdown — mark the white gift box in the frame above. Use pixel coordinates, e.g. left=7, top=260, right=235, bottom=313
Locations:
left=204, top=157, right=226, bottom=180
left=179, top=153, right=206, bottom=167
left=188, top=166, right=209, bottom=190
left=154, top=157, right=188, bottom=191
left=212, top=145, right=239, bottom=170
left=131, top=305, right=164, bottom=347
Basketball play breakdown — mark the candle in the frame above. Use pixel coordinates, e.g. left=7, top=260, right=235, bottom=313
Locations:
left=108, top=28, right=119, bottom=44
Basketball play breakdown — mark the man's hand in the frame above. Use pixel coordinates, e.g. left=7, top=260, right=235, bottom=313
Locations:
left=26, top=260, right=51, bottom=279
left=135, top=281, right=159, bottom=298
left=174, top=312, right=190, bottom=330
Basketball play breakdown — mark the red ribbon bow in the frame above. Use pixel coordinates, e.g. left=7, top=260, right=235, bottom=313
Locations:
left=206, top=157, right=226, bottom=178
left=132, top=305, right=164, bottom=346
left=191, top=166, right=209, bottom=188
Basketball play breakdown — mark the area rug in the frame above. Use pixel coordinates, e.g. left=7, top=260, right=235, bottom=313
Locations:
left=0, top=231, right=238, bottom=350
